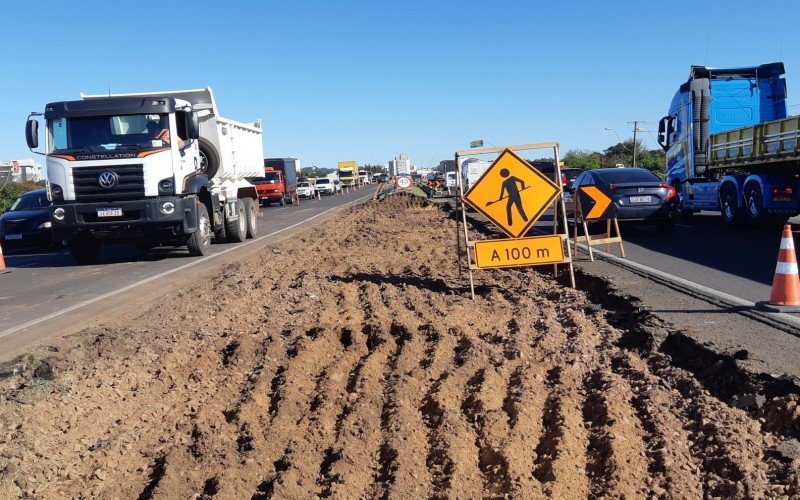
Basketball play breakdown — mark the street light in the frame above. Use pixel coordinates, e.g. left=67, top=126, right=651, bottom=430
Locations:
left=604, top=127, right=623, bottom=143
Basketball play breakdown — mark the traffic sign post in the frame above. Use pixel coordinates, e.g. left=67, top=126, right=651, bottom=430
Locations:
left=573, top=186, right=625, bottom=260
left=395, top=175, right=412, bottom=189
left=454, top=143, right=575, bottom=298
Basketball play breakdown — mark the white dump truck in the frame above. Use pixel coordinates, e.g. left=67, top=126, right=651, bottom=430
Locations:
left=25, top=87, right=263, bottom=263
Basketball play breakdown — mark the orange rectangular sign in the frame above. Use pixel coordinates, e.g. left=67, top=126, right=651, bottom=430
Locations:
left=473, top=235, right=566, bottom=269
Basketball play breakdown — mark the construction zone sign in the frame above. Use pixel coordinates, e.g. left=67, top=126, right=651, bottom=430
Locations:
left=455, top=143, right=575, bottom=297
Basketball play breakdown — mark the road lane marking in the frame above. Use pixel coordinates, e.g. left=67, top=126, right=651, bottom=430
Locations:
left=0, top=193, right=375, bottom=340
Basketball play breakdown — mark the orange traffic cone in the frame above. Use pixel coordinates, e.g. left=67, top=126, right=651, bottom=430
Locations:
left=0, top=241, right=6, bottom=271
left=769, top=224, right=800, bottom=306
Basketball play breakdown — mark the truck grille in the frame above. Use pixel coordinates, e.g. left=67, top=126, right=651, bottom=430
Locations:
left=73, top=164, right=145, bottom=202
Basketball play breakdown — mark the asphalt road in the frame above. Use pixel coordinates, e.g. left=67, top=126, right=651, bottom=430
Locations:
left=0, top=188, right=375, bottom=357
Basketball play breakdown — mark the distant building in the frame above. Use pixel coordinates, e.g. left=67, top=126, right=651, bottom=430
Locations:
left=389, top=154, right=410, bottom=176
left=438, top=160, right=456, bottom=173
left=0, top=159, right=42, bottom=183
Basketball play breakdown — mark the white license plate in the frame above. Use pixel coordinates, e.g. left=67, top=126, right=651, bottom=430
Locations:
left=630, top=196, right=652, bottom=203
left=5, top=233, right=22, bottom=240
left=97, top=208, right=122, bottom=217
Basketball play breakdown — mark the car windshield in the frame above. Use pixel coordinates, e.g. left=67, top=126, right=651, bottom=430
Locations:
left=10, top=192, right=48, bottom=211
left=596, top=169, right=661, bottom=184
left=47, top=113, right=172, bottom=154
left=298, top=182, right=310, bottom=187
left=316, top=179, right=330, bottom=185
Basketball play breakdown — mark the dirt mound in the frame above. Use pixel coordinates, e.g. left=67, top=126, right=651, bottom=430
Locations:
left=1, top=196, right=798, bottom=498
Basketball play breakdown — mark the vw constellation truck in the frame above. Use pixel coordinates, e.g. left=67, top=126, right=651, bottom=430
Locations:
left=25, top=87, right=263, bottom=263
left=658, top=63, right=800, bottom=225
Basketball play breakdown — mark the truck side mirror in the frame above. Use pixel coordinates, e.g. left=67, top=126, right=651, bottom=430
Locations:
left=25, top=119, right=39, bottom=149
left=657, top=115, right=675, bottom=152
left=186, top=112, right=200, bottom=140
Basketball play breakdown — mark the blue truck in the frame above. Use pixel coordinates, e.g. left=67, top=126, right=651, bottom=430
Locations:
left=658, top=62, right=800, bottom=225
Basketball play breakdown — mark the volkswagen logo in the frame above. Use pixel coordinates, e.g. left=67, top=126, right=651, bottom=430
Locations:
left=98, top=171, right=118, bottom=189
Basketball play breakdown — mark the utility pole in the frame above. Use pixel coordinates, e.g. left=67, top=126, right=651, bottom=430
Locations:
left=627, top=121, right=644, bottom=167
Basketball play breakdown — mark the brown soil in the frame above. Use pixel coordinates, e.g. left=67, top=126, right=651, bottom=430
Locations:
left=1, top=194, right=799, bottom=498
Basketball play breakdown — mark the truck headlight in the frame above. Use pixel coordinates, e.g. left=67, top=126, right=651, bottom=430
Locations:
left=53, top=208, right=66, bottom=221
left=160, top=201, right=175, bottom=215
left=50, top=184, right=64, bottom=202
left=158, top=177, right=175, bottom=195
left=37, top=221, right=52, bottom=229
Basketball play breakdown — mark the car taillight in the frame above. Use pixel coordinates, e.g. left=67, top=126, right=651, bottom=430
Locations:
left=561, top=173, right=567, bottom=185
left=660, top=183, right=676, bottom=201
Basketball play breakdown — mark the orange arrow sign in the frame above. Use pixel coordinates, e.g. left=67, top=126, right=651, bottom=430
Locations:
left=580, top=185, right=613, bottom=219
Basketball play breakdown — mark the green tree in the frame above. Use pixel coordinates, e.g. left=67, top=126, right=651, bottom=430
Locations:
left=563, top=149, right=601, bottom=170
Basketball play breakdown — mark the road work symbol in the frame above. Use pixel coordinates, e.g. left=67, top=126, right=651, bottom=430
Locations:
left=463, top=149, right=561, bottom=238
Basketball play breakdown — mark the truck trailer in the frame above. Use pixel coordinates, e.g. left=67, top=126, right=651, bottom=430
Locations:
left=658, top=63, right=800, bottom=225
left=25, top=87, right=263, bottom=263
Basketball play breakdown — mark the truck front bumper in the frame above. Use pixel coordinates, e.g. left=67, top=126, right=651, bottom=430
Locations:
left=51, top=197, right=199, bottom=242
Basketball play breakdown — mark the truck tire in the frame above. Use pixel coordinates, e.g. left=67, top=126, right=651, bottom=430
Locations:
left=198, top=139, right=220, bottom=179
left=672, top=181, right=693, bottom=219
left=226, top=199, right=247, bottom=243
left=744, top=182, right=766, bottom=224
left=68, top=238, right=101, bottom=264
left=243, top=198, right=257, bottom=238
left=279, top=195, right=285, bottom=207
left=720, top=183, right=743, bottom=226
left=187, top=204, right=211, bottom=256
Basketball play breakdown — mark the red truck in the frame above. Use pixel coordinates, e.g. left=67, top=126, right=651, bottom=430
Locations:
left=251, top=158, right=299, bottom=206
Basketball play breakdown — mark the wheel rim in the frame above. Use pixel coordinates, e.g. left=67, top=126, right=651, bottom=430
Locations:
left=747, top=188, right=762, bottom=218
left=200, top=213, right=210, bottom=246
left=249, top=205, right=257, bottom=231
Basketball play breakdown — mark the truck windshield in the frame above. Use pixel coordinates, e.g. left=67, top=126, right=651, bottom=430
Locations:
left=47, top=113, right=171, bottom=154
left=265, top=172, right=280, bottom=183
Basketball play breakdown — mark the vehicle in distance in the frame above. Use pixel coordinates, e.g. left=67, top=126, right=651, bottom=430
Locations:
left=445, top=171, right=457, bottom=188
left=338, top=161, right=358, bottom=188
left=262, top=158, right=299, bottom=207
left=569, top=167, right=676, bottom=234
left=333, top=179, right=342, bottom=194
left=376, top=173, right=389, bottom=183
left=314, top=178, right=336, bottom=195
left=297, top=181, right=315, bottom=199
left=0, top=188, right=56, bottom=251
left=358, top=170, right=370, bottom=185
left=561, top=168, right=583, bottom=187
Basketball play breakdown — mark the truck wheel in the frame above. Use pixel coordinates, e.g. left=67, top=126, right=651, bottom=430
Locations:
left=279, top=195, right=286, bottom=207
left=744, top=183, right=766, bottom=224
left=720, top=183, right=743, bottom=226
left=68, top=238, right=101, bottom=264
left=187, top=204, right=211, bottom=256
left=672, top=181, right=693, bottom=219
left=226, top=200, right=247, bottom=243
left=244, top=198, right=257, bottom=238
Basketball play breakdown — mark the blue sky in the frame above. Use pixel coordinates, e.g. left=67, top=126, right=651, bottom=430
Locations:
left=2, top=0, right=799, bottom=169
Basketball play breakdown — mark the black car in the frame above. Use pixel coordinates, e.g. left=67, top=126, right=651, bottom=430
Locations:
left=0, top=189, right=56, bottom=251
left=568, top=168, right=677, bottom=234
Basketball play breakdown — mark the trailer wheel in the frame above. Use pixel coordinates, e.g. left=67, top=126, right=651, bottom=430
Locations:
left=226, top=199, right=247, bottom=243
left=243, top=198, right=257, bottom=238
left=68, top=237, right=101, bottom=264
left=744, top=182, right=766, bottom=224
left=187, top=204, right=211, bottom=256
left=720, top=183, right=743, bottom=226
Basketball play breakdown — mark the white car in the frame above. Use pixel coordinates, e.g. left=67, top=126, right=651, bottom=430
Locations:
left=297, top=181, right=315, bottom=199
left=314, top=178, right=336, bottom=196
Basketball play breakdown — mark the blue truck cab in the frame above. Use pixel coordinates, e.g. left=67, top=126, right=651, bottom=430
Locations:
left=658, top=62, right=800, bottom=224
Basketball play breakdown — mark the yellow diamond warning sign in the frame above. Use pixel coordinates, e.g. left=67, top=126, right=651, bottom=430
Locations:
left=462, top=149, right=561, bottom=238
